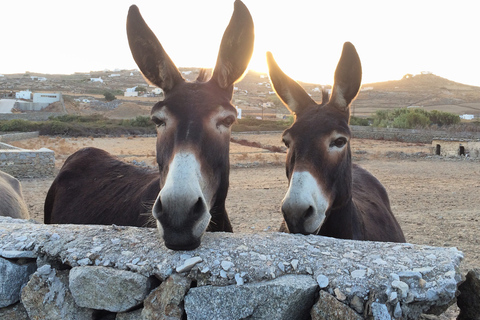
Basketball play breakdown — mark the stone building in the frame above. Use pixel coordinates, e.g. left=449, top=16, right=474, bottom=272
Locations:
left=432, top=138, right=480, bottom=158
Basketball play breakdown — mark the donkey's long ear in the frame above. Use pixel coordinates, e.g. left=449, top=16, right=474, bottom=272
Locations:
left=127, top=5, right=184, bottom=93
left=211, top=0, right=254, bottom=90
left=330, top=42, right=362, bottom=112
left=267, top=51, right=316, bottom=116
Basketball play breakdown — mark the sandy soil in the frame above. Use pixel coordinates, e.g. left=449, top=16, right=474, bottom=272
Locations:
left=10, top=133, right=480, bottom=318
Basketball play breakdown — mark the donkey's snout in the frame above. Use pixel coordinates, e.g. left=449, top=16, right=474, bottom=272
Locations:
left=282, top=203, right=313, bottom=235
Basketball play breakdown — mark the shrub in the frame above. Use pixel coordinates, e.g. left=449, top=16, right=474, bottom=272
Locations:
left=371, top=108, right=460, bottom=129
left=350, top=116, right=370, bottom=126
left=104, top=92, right=116, bottom=101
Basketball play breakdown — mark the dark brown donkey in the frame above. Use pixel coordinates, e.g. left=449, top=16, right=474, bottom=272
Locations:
left=267, top=42, right=405, bottom=242
left=44, top=0, right=254, bottom=250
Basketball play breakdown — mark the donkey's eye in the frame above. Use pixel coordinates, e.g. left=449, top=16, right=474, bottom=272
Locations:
left=219, top=116, right=236, bottom=128
left=330, top=137, right=347, bottom=148
left=151, top=116, right=166, bottom=127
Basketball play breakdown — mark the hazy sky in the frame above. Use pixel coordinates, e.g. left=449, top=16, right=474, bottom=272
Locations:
left=2, top=1, right=480, bottom=86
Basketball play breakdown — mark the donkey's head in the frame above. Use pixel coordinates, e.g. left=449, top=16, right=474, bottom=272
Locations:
left=127, top=0, right=254, bottom=250
left=267, top=42, right=361, bottom=235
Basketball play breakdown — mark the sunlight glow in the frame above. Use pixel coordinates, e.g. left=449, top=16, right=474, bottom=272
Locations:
left=1, top=1, right=479, bottom=87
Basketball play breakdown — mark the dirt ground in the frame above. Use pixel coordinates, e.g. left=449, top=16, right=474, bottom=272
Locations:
left=9, top=133, right=480, bottom=318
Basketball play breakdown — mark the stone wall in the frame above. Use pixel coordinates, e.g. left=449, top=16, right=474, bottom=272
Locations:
left=350, top=126, right=480, bottom=144
left=0, top=112, right=64, bottom=121
left=0, top=217, right=473, bottom=320
left=0, top=143, right=54, bottom=178
left=0, top=132, right=39, bottom=143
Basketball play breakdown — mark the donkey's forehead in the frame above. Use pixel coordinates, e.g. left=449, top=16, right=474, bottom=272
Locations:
left=287, top=105, right=350, bottom=137
left=151, top=81, right=235, bottom=115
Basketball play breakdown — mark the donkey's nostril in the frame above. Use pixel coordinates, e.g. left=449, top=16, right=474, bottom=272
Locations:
left=152, top=199, right=163, bottom=218
left=304, top=206, right=314, bottom=220
left=192, top=197, right=206, bottom=218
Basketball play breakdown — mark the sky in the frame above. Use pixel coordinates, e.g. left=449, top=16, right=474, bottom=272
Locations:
left=2, top=0, right=480, bottom=87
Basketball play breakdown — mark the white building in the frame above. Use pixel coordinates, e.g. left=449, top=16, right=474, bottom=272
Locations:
left=460, top=114, right=475, bottom=120
left=33, top=93, right=61, bottom=104
left=124, top=87, right=138, bottom=97
left=30, top=76, right=47, bottom=81
left=90, top=77, right=104, bottom=83
left=152, top=88, right=163, bottom=95
left=15, top=90, right=32, bottom=100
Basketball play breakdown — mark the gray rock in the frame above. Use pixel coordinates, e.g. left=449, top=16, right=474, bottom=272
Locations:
left=350, top=295, right=364, bottom=314
left=21, top=267, right=93, bottom=320
left=0, top=257, right=36, bottom=307
left=0, top=302, right=29, bottom=320
left=457, top=269, right=480, bottom=320
left=142, top=273, right=191, bottom=320
left=393, top=302, right=402, bottom=318
left=116, top=308, right=143, bottom=320
left=69, top=266, right=156, bottom=312
left=392, top=280, right=409, bottom=298
left=371, top=302, right=391, bottom=320
left=311, top=290, right=362, bottom=320
left=185, top=274, right=317, bottom=320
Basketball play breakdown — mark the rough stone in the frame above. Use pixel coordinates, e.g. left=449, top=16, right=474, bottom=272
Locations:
left=142, top=274, right=191, bottom=320
left=176, top=257, right=202, bottom=273
left=457, top=269, right=480, bottom=320
left=21, top=266, right=93, bottom=319
left=311, top=290, right=363, bottom=320
left=116, top=309, right=143, bottom=320
left=392, top=280, right=409, bottom=298
left=0, top=257, right=36, bottom=307
left=69, top=266, right=157, bottom=312
left=184, top=275, right=317, bottom=320
left=350, top=295, right=364, bottom=314
left=371, top=302, right=391, bottom=320
left=0, top=302, right=29, bottom=320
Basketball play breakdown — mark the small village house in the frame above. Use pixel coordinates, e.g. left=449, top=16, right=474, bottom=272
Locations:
left=432, top=138, right=480, bottom=159
left=124, top=87, right=138, bottom=97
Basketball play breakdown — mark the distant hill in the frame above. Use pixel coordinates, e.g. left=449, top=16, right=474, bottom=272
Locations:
left=2, top=69, right=480, bottom=119
left=352, top=73, right=480, bottom=117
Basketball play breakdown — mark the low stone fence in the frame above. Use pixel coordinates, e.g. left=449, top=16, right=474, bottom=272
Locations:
left=0, top=112, right=64, bottom=121
left=1, top=217, right=475, bottom=319
left=350, top=126, right=480, bottom=144
left=0, top=143, right=54, bottom=178
left=0, top=132, right=39, bottom=143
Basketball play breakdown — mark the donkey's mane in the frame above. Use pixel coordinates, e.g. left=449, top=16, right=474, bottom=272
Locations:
left=196, top=68, right=212, bottom=82
left=321, top=89, right=329, bottom=106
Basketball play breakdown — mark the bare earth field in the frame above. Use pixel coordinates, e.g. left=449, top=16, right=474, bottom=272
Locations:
left=9, top=133, right=480, bottom=318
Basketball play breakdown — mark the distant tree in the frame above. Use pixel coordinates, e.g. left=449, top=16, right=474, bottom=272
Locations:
left=135, top=86, right=147, bottom=93
left=104, top=92, right=116, bottom=101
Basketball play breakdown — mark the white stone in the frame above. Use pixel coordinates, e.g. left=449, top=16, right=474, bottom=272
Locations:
left=351, top=269, right=366, bottom=278
left=392, top=280, right=409, bottom=298
left=316, top=275, right=329, bottom=288
left=176, top=257, right=203, bottom=273
left=221, top=260, right=234, bottom=271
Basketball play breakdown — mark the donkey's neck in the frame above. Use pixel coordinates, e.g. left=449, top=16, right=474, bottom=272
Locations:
left=319, top=197, right=364, bottom=240
left=208, top=202, right=232, bottom=232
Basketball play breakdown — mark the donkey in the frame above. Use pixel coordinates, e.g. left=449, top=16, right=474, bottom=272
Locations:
left=44, top=0, right=254, bottom=250
left=0, top=170, right=29, bottom=219
left=267, top=42, right=405, bottom=242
